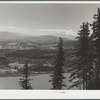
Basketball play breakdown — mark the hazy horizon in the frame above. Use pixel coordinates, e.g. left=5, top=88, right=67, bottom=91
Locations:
left=0, top=3, right=100, bottom=39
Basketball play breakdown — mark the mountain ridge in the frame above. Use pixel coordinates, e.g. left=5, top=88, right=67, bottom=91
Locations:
left=0, top=31, right=75, bottom=42
left=0, top=31, right=75, bottom=50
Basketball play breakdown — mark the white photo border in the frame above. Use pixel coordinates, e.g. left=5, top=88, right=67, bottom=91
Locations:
left=0, top=1, right=100, bottom=99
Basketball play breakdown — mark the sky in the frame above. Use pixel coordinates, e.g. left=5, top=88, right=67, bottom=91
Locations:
left=0, top=3, right=100, bottom=39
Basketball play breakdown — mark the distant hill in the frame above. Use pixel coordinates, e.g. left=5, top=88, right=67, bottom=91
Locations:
left=0, top=31, right=76, bottom=50
left=0, top=31, right=23, bottom=41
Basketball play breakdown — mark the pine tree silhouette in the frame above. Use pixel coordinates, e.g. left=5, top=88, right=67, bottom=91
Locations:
left=49, top=37, right=66, bottom=90
left=19, top=61, right=32, bottom=89
left=91, top=8, right=100, bottom=89
left=68, top=22, right=91, bottom=89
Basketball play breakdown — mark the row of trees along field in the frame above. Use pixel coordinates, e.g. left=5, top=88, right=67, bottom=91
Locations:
left=19, top=8, right=100, bottom=90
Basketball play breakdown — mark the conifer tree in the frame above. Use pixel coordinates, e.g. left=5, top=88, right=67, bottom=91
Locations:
left=49, top=37, right=66, bottom=90
left=19, top=61, right=32, bottom=89
left=91, top=8, right=100, bottom=89
left=68, top=22, right=91, bottom=89
left=86, top=35, right=95, bottom=89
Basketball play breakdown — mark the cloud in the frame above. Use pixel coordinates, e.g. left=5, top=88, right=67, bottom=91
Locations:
left=0, top=26, right=28, bottom=35
left=36, top=29, right=76, bottom=35
left=36, top=29, right=77, bottom=39
left=0, top=26, right=28, bottom=31
left=37, top=29, right=72, bottom=32
left=0, top=26, right=17, bottom=30
left=0, top=26, right=77, bottom=39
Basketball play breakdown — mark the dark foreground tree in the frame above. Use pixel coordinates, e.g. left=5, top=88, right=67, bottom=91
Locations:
left=19, top=61, right=32, bottom=89
left=91, top=8, right=100, bottom=89
left=68, top=22, right=92, bottom=89
left=49, top=37, right=66, bottom=90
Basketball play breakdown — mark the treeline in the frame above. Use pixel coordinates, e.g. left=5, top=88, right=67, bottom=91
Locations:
left=68, top=8, right=100, bottom=90
left=5, top=49, right=55, bottom=59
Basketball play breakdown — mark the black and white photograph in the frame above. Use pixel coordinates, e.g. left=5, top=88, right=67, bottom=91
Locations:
left=0, top=2, right=100, bottom=90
